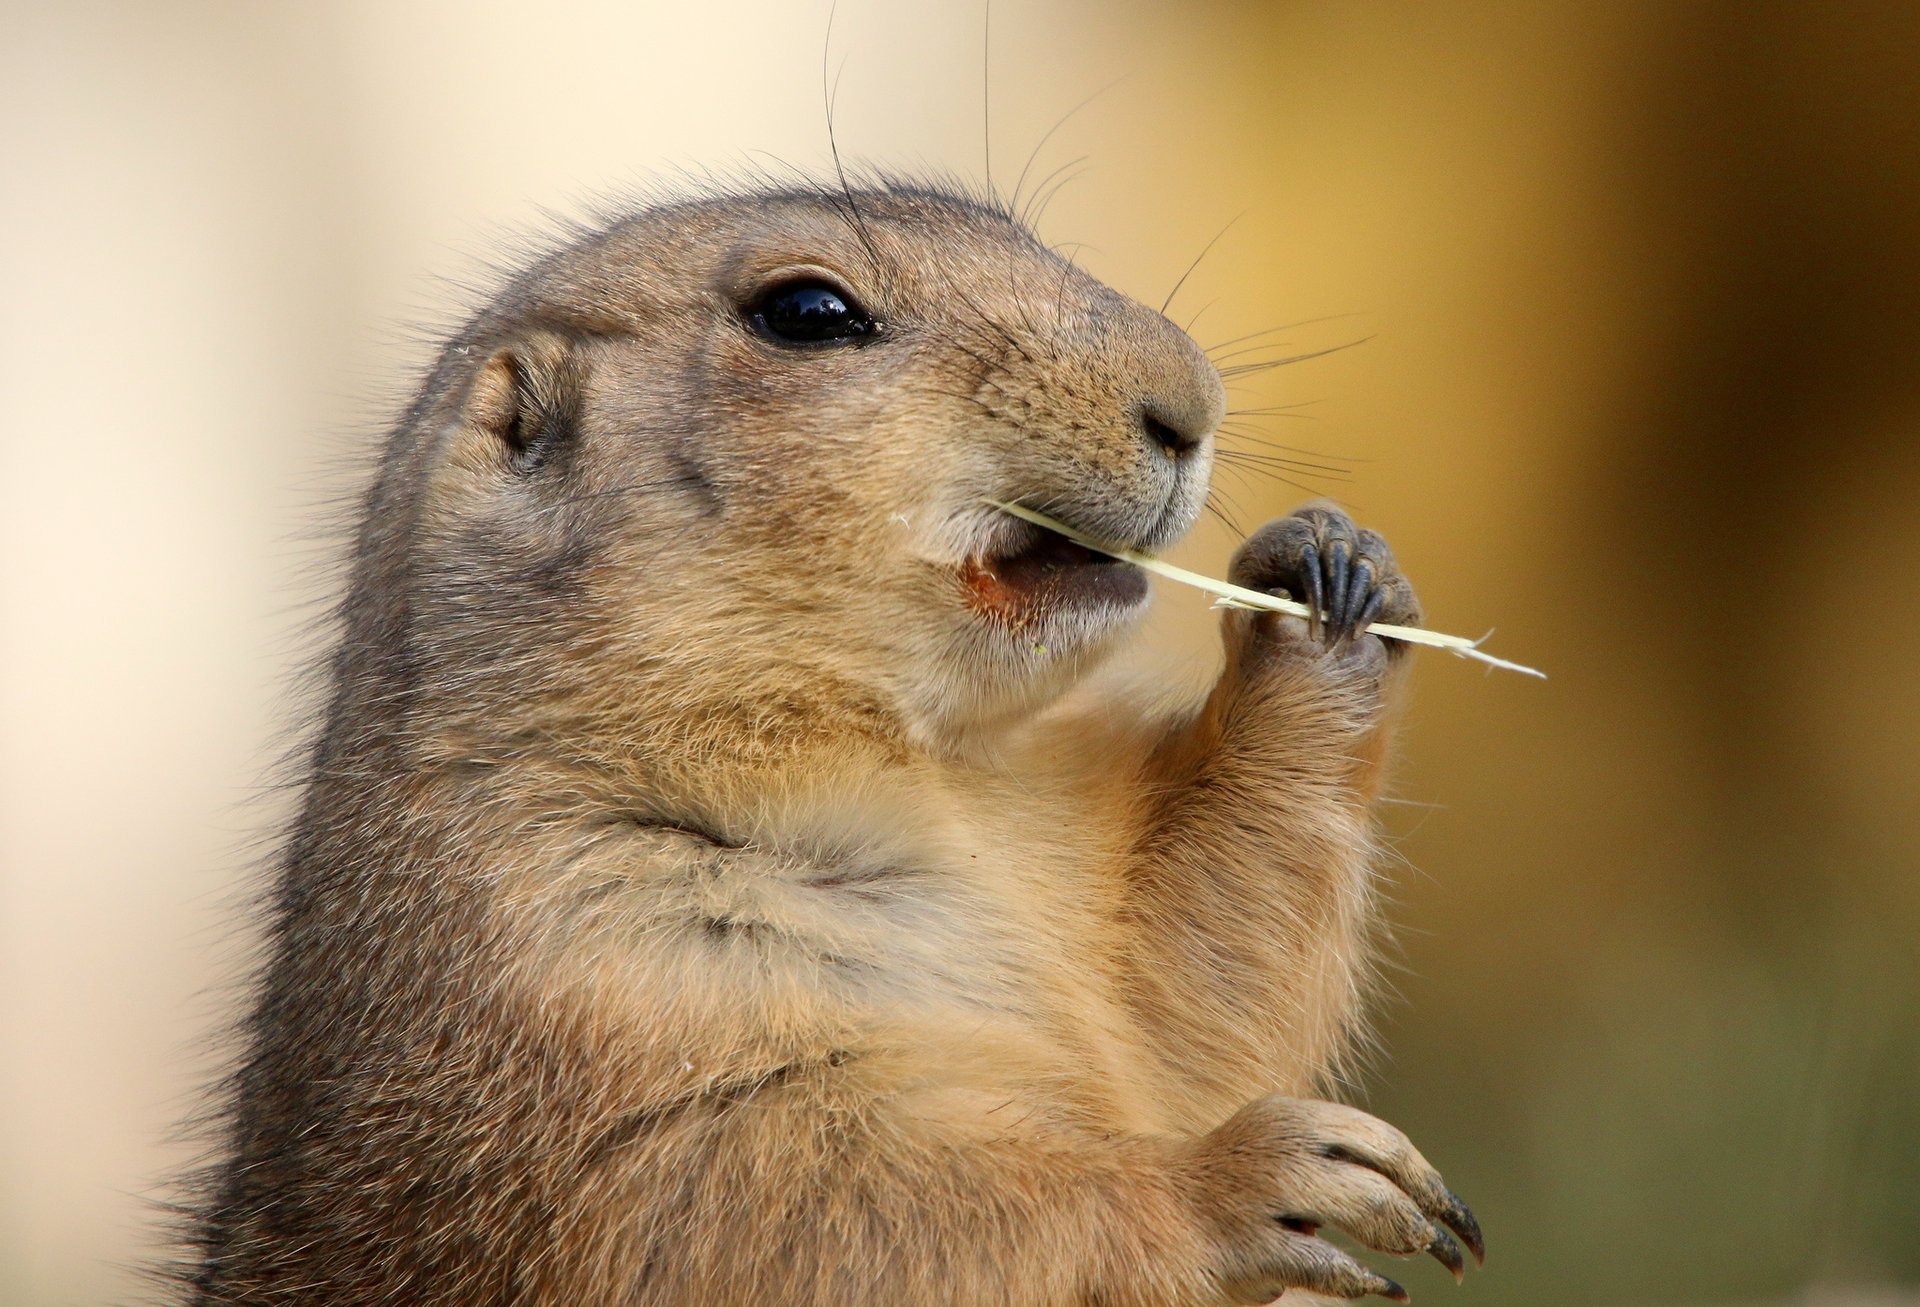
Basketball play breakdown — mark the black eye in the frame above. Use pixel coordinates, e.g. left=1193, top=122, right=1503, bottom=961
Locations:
left=749, top=279, right=877, bottom=347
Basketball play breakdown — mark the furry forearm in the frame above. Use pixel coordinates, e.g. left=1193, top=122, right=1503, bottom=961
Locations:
left=1117, top=619, right=1405, bottom=1115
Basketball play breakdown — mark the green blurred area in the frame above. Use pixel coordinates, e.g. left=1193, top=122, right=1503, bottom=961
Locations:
left=4, top=2, right=1915, bottom=1303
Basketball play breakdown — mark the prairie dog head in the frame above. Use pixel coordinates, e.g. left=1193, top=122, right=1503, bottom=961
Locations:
left=397, top=183, right=1223, bottom=757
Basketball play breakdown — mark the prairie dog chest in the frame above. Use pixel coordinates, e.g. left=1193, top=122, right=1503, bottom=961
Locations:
left=622, top=793, right=1159, bottom=1123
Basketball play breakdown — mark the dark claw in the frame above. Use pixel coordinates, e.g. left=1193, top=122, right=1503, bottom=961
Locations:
left=1324, top=538, right=1351, bottom=640
left=1352, top=587, right=1386, bottom=640
left=1426, top=1228, right=1466, bottom=1284
left=1440, top=1192, right=1485, bottom=1267
left=1341, top=558, right=1375, bottom=644
left=1298, top=543, right=1325, bottom=639
left=1378, top=1275, right=1411, bottom=1303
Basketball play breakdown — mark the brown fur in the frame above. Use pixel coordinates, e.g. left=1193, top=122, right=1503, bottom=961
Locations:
left=179, top=180, right=1478, bottom=1305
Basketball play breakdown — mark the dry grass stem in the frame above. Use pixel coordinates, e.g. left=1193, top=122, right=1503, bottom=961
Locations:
left=987, top=501, right=1545, bottom=678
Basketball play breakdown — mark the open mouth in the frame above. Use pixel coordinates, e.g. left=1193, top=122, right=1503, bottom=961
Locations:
left=959, top=522, right=1149, bottom=627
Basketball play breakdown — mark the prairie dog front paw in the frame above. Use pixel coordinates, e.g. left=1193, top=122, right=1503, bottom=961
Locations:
left=1228, top=503, right=1422, bottom=661
left=1182, top=1095, right=1483, bottom=1304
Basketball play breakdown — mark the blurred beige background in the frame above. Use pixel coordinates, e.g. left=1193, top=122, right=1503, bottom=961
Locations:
left=4, top=2, right=1917, bottom=1304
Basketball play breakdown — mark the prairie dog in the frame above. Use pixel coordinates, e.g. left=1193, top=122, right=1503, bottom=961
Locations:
left=181, top=181, right=1482, bottom=1305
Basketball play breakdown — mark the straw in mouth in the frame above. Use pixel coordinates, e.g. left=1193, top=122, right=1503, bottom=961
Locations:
left=959, top=517, right=1148, bottom=624
left=984, top=500, right=1545, bottom=679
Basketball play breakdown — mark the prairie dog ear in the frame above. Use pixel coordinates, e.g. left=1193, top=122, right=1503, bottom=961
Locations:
left=454, top=330, right=582, bottom=476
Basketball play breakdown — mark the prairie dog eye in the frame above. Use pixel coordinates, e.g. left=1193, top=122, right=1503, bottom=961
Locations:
left=748, top=279, right=878, bottom=346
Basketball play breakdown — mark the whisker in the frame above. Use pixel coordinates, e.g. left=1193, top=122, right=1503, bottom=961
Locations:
left=1209, top=341, right=1320, bottom=366
left=1159, top=215, right=1242, bottom=317
left=1182, top=300, right=1217, bottom=337
left=1024, top=158, right=1091, bottom=229
left=1201, top=314, right=1361, bottom=356
left=1209, top=461, right=1325, bottom=497
left=980, top=1, right=993, bottom=203
left=1218, top=338, right=1371, bottom=378
left=1213, top=437, right=1351, bottom=474
left=1212, top=463, right=1264, bottom=508
left=1215, top=452, right=1352, bottom=481
left=1213, top=444, right=1353, bottom=485
left=1011, top=77, right=1127, bottom=224
left=1206, top=479, right=1252, bottom=527
left=1201, top=496, right=1243, bottom=537
left=1217, top=431, right=1366, bottom=464
left=821, top=3, right=884, bottom=283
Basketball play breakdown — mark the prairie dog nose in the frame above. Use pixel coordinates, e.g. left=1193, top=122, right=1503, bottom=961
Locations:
left=1140, top=396, right=1207, bottom=456
left=1135, top=332, right=1225, bottom=458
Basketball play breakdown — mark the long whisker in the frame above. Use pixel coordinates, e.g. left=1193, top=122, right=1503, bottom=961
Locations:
left=1159, top=215, right=1242, bottom=317
left=1220, top=451, right=1355, bottom=474
left=1218, top=431, right=1367, bottom=464
left=1218, top=338, right=1372, bottom=378
left=1224, top=402, right=1323, bottom=417
left=1202, top=314, right=1361, bottom=355
left=1213, top=452, right=1351, bottom=483
left=1022, top=157, right=1091, bottom=229
left=821, top=2, right=883, bottom=283
left=1207, top=458, right=1331, bottom=498
left=980, top=0, right=993, bottom=203
left=1201, top=496, right=1243, bottom=537
left=1011, top=77, right=1128, bottom=222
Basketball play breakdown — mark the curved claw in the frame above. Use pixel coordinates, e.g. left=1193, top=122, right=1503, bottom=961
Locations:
left=1297, top=543, right=1325, bottom=639
left=1340, top=557, right=1375, bottom=645
left=1264, top=1225, right=1417, bottom=1304
left=1324, top=538, right=1351, bottom=639
left=1351, top=586, right=1386, bottom=641
left=1440, top=1191, right=1485, bottom=1267
left=1427, top=1228, right=1467, bottom=1284
left=1318, top=1141, right=1484, bottom=1271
